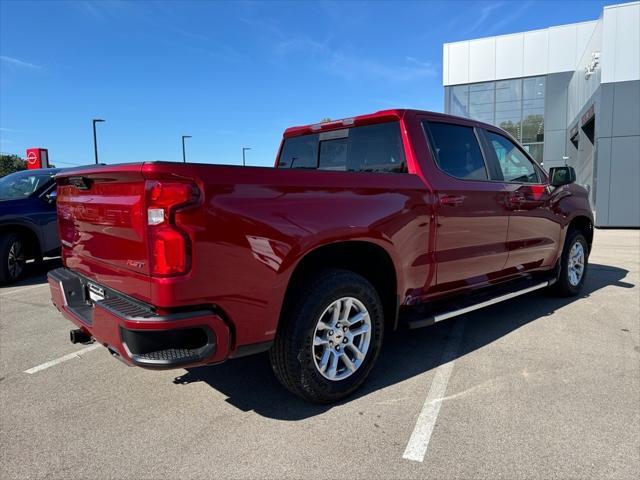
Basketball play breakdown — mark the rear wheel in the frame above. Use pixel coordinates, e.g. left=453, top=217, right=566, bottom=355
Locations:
left=0, top=233, right=26, bottom=285
left=269, top=269, right=384, bottom=403
left=552, top=229, right=588, bottom=297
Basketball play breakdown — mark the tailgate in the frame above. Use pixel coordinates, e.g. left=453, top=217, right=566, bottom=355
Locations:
left=57, top=164, right=150, bottom=285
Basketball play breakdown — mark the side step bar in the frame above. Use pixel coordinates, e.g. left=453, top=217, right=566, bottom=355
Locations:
left=406, top=280, right=552, bottom=329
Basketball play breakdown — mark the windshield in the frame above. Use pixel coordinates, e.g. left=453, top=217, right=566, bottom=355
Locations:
left=0, top=171, right=55, bottom=200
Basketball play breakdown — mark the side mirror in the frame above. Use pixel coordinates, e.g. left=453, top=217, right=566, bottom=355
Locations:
left=549, top=166, right=576, bottom=187
left=45, top=190, right=57, bottom=204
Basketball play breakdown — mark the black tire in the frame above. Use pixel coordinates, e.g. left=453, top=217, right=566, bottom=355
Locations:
left=552, top=229, right=589, bottom=297
left=0, top=232, right=26, bottom=285
left=269, top=269, right=384, bottom=403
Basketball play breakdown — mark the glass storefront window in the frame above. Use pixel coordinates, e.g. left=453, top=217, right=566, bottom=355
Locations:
left=469, top=103, right=494, bottom=124
left=495, top=79, right=522, bottom=103
left=495, top=101, right=522, bottom=140
left=495, top=79, right=522, bottom=140
left=469, top=82, right=494, bottom=124
left=523, top=143, right=543, bottom=164
left=449, top=85, right=470, bottom=117
left=521, top=109, right=544, bottom=143
left=523, top=77, right=545, bottom=100
left=522, top=76, right=545, bottom=143
left=446, top=76, right=546, bottom=163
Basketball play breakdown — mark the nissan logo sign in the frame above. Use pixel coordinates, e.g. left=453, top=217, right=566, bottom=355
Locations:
left=27, top=151, right=38, bottom=165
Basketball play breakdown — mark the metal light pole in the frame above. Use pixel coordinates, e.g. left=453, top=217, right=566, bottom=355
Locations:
left=242, top=147, right=251, bottom=166
left=92, top=119, right=105, bottom=164
left=182, top=135, right=192, bottom=163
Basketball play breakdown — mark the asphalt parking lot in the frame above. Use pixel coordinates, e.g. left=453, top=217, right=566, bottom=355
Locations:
left=1, top=229, right=639, bottom=479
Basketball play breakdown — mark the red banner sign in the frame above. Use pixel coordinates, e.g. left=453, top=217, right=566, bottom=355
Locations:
left=25, top=148, right=49, bottom=170
left=581, top=105, right=595, bottom=126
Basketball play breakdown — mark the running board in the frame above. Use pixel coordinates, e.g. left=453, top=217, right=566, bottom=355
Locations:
left=403, top=279, right=552, bottom=329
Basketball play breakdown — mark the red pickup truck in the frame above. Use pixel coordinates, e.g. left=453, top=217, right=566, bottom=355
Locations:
left=48, top=109, right=593, bottom=403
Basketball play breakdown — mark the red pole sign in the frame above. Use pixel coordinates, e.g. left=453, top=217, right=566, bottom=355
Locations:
left=25, top=148, right=49, bottom=170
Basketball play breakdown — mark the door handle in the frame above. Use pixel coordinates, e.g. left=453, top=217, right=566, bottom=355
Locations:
left=508, top=193, right=544, bottom=210
left=509, top=185, right=549, bottom=208
left=510, top=193, right=527, bottom=205
left=439, top=194, right=465, bottom=206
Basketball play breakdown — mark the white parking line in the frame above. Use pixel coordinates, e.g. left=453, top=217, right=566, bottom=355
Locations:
left=24, top=344, right=101, bottom=374
left=403, top=318, right=466, bottom=462
left=0, top=283, right=49, bottom=298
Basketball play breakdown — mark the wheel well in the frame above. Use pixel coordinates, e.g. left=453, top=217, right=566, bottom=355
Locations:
left=0, top=225, right=40, bottom=259
left=282, top=241, right=399, bottom=331
left=569, top=216, right=594, bottom=252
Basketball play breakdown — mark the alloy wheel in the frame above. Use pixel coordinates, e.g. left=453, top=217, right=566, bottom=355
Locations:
left=312, top=297, right=372, bottom=381
left=568, top=241, right=585, bottom=287
left=7, top=240, right=25, bottom=281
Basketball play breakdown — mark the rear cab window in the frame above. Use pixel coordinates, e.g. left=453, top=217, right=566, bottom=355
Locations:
left=278, top=134, right=318, bottom=169
left=277, top=121, right=407, bottom=173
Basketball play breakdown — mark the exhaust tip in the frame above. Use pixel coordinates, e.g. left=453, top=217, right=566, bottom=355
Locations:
left=70, top=328, right=92, bottom=344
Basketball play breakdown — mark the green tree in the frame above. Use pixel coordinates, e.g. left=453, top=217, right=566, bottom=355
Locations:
left=521, top=114, right=544, bottom=143
left=0, top=154, right=26, bottom=177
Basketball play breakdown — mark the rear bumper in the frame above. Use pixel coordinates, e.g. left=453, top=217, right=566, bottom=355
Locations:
left=48, top=268, right=231, bottom=369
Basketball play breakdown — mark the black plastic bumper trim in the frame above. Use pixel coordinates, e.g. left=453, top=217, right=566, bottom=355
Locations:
left=229, top=340, right=274, bottom=359
left=48, top=267, right=217, bottom=323
left=121, top=326, right=216, bottom=369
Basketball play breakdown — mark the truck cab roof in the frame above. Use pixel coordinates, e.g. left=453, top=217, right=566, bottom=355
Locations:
left=283, top=109, right=499, bottom=138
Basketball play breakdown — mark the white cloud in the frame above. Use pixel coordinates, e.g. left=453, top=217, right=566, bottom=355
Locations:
left=0, top=56, right=42, bottom=70
left=327, top=52, right=437, bottom=83
left=485, top=1, right=534, bottom=35
left=242, top=15, right=436, bottom=84
left=458, top=1, right=534, bottom=37
left=468, top=2, right=505, bottom=34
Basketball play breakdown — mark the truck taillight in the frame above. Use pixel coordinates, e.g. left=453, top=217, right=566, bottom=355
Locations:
left=151, top=228, right=186, bottom=275
left=145, top=180, right=199, bottom=276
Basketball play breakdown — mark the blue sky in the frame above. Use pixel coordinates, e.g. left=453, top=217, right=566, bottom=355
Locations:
left=1, top=0, right=612, bottom=167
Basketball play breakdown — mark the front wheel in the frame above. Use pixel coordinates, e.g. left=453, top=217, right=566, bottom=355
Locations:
left=552, top=230, right=589, bottom=297
left=269, top=269, right=384, bottom=403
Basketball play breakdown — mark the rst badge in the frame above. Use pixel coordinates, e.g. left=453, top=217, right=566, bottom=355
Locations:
left=126, top=260, right=145, bottom=269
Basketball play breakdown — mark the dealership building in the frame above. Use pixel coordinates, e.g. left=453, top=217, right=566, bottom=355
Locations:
left=442, top=1, right=640, bottom=227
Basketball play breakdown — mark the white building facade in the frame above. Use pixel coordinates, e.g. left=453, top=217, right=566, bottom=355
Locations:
left=443, top=1, right=640, bottom=227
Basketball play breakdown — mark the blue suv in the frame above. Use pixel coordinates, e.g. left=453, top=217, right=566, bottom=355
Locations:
left=0, top=168, right=60, bottom=284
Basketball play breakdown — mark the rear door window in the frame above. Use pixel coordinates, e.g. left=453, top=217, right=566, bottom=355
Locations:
left=278, top=121, right=407, bottom=173
left=423, top=121, right=488, bottom=181
left=346, top=122, right=406, bottom=173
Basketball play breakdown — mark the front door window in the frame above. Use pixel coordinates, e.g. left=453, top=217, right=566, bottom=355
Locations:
left=486, top=131, right=540, bottom=184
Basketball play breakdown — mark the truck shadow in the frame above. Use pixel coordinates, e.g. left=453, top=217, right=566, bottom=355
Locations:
left=173, top=262, right=633, bottom=420
left=0, top=257, right=62, bottom=289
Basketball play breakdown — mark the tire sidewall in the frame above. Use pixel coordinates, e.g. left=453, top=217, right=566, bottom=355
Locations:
left=0, top=232, right=23, bottom=285
left=560, top=232, right=588, bottom=295
left=289, top=271, right=384, bottom=402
